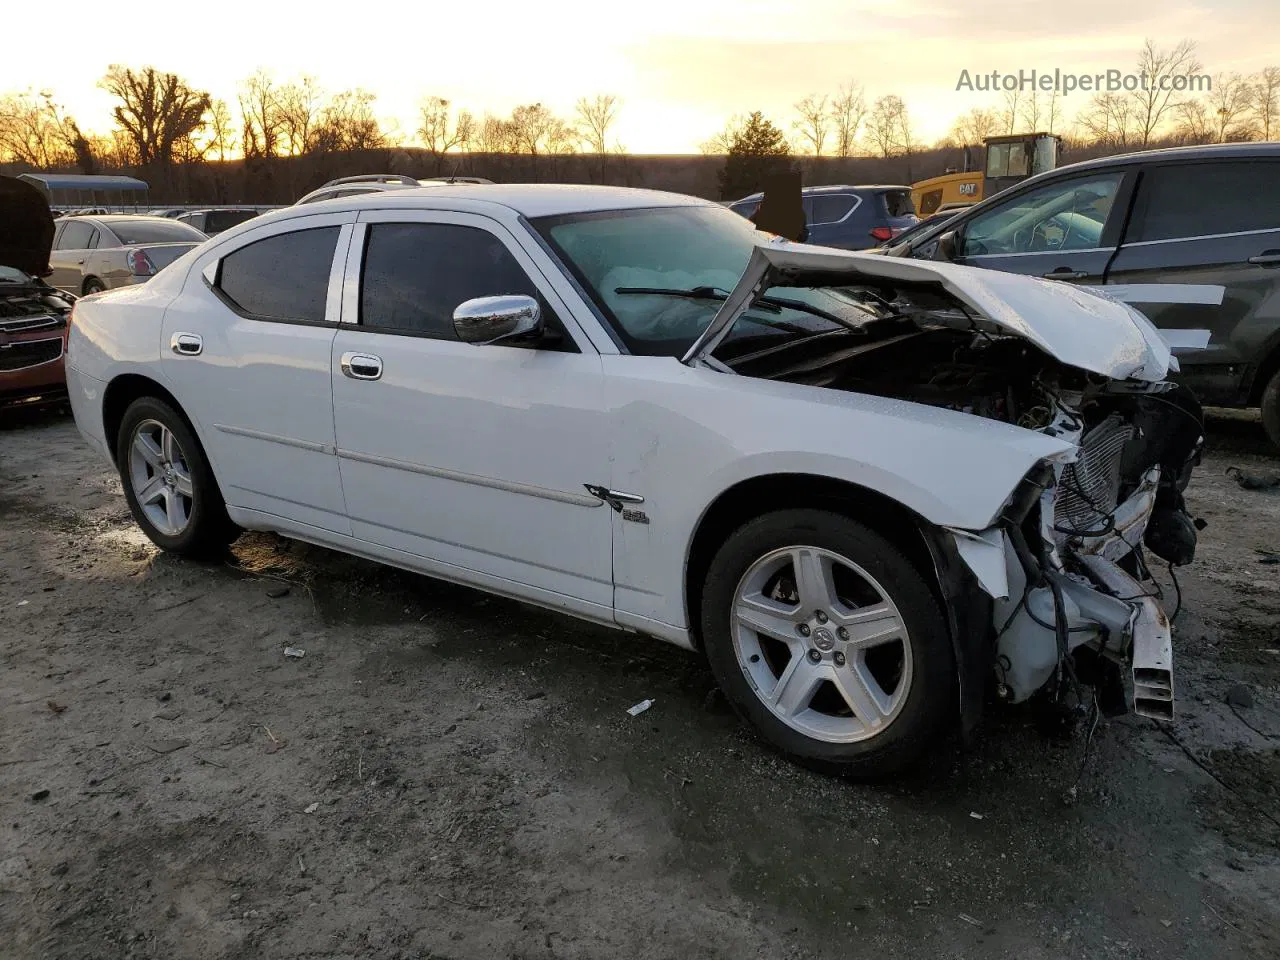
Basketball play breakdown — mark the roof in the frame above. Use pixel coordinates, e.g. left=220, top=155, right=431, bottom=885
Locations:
left=312, top=184, right=717, bottom=219
left=1051, top=141, right=1280, bottom=176
left=17, top=174, right=149, bottom=192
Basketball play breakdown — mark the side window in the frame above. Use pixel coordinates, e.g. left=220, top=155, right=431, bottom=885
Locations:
left=1130, top=161, right=1280, bottom=242
left=215, top=226, right=340, bottom=323
left=729, top=199, right=760, bottom=220
left=360, top=222, right=570, bottom=348
left=59, top=220, right=95, bottom=249
left=810, top=194, right=857, bottom=225
left=962, top=173, right=1123, bottom=256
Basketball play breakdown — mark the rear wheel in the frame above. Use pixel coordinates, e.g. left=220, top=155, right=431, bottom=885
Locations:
left=82, top=277, right=105, bottom=295
left=700, top=509, right=955, bottom=777
left=116, top=396, right=237, bottom=557
left=1261, top=368, right=1280, bottom=451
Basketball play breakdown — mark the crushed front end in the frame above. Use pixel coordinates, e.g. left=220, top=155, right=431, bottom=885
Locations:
left=953, top=380, right=1204, bottom=721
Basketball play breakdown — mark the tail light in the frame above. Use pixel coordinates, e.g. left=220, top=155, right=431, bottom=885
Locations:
left=869, top=227, right=894, bottom=243
left=126, top=248, right=156, bottom=277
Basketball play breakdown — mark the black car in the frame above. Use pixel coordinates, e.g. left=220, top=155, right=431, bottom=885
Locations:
left=886, top=143, right=1280, bottom=446
left=729, top=185, right=918, bottom=250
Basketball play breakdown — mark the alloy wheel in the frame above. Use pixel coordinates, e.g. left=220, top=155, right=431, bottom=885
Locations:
left=128, top=419, right=194, bottom=537
left=731, top=546, right=913, bottom=743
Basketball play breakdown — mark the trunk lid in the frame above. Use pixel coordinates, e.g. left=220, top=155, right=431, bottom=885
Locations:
left=684, top=241, right=1175, bottom=382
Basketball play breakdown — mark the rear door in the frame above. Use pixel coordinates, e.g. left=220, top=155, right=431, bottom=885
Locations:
left=952, top=170, right=1133, bottom=285
left=1104, top=159, right=1280, bottom=405
left=162, top=211, right=356, bottom=533
left=47, top=219, right=97, bottom=293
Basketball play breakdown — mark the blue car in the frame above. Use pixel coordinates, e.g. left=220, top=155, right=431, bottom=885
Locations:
left=728, top=184, right=918, bottom=250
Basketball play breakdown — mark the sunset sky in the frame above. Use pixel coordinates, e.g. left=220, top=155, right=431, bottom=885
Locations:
left=2, top=0, right=1275, bottom=152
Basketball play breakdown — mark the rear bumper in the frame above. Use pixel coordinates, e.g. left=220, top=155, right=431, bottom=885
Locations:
left=65, top=362, right=112, bottom=462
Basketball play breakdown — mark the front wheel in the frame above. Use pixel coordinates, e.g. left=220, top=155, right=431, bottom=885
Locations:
left=116, top=396, right=237, bottom=557
left=700, top=509, right=955, bottom=777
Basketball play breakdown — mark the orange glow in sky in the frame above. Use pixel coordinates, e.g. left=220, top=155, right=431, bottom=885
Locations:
left=1, top=0, right=1274, bottom=152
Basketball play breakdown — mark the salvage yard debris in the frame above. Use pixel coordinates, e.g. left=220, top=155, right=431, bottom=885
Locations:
left=627, top=699, right=655, bottom=717
left=283, top=647, right=306, bottom=659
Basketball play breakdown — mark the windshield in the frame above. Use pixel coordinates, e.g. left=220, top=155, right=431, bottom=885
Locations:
left=532, top=205, right=874, bottom=357
left=0, top=265, right=34, bottom=285
left=103, top=219, right=207, bottom=245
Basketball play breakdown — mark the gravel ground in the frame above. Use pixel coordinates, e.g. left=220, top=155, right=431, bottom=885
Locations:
left=1, top=406, right=1278, bottom=960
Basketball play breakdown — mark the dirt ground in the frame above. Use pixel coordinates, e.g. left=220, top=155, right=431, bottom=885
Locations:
left=2, top=406, right=1278, bottom=960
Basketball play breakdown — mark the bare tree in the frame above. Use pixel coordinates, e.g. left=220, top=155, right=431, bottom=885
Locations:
left=792, top=94, right=830, bottom=156
left=100, top=65, right=210, bottom=168
left=1000, top=86, right=1022, bottom=134
left=238, top=70, right=282, bottom=159
left=1249, top=66, right=1280, bottom=141
left=575, top=94, right=620, bottom=154
left=950, top=107, right=1000, bottom=146
left=1076, top=92, right=1139, bottom=148
left=700, top=113, right=748, bottom=155
left=1174, top=99, right=1214, bottom=143
left=207, top=99, right=236, bottom=162
left=474, top=112, right=517, bottom=154
left=864, top=95, right=911, bottom=159
left=509, top=103, right=559, bottom=156
left=417, top=97, right=474, bottom=171
left=315, top=90, right=385, bottom=152
left=0, top=90, right=78, bottom=167
left=1130, top=38, right=1202, bottom=145
left=1206, top=72, right=1256, bottom=142
left=828, top=81, right=866, bottom=157
left=277, top=76, right=324, bottom=155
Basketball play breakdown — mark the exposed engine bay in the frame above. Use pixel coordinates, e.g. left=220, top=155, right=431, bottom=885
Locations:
left=721, top=281, right=1205, bottom=724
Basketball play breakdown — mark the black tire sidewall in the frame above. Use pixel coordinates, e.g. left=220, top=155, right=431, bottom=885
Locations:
left=83, top=279, right=104, bottom=294
left=1262, top=369, right=1280, bottom=451
left=116, top=397, right=231, bottom=557
left=700, top=509, right=955, bottom=776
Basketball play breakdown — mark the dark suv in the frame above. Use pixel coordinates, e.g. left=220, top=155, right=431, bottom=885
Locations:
left=729, top=185, right=918, bottom=250
left=885, top=143, right=1280, bottom=446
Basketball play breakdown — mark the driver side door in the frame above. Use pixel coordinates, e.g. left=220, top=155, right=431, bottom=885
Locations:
left=952, top=171, right=1133, bottom=286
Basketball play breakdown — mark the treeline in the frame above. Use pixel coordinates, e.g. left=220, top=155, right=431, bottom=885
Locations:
left=0, top=38, right=1276, bottom=204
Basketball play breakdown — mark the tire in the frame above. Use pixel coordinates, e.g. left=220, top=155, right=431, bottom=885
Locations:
left=115, top=396, right=237, bottom=557
left=700, top=509, right=955, bottom=778
left=1262, top=367, right=1280, bottom=451
left=82, top=278, right=105, bottom=295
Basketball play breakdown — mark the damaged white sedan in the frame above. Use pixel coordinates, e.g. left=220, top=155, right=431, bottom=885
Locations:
left=64, top=187, right=1203, bottom=776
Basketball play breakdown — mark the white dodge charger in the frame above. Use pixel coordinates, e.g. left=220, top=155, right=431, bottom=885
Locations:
left=65, top=185, right=1203, bottom=776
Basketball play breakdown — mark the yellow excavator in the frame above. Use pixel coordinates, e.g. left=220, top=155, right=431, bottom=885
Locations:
left=912, top=132, right=1061, bottom=215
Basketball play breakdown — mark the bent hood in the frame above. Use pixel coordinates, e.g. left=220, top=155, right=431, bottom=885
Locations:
left=684, top=241, right=1175, bottom=382
left=0, top=176, right=55, bottom=278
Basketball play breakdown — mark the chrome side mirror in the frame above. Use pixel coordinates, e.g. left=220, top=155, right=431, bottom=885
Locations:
left=934, top=230, right=958, bottom=261
left=452, top=295, right=542, bottom=345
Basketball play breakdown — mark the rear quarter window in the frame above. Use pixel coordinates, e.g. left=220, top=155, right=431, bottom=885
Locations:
left=880, top=190, right=916, bottom=218
left=809, top=194, right=857, bottom=224
left=1131, top=160, right=1280, bottom=242
left=216, top=226, right=340, bottom=323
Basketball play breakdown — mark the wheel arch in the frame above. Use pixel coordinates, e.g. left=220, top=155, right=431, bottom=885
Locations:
left=684, top=473, right=941, bottom=648
left=81, top=275, right=103, bottom=295
left=1246, top=330, right=1280, bottom=406
left=682, top=472, right=992, bottom=740
left=102, top=373, right=200, bottom=467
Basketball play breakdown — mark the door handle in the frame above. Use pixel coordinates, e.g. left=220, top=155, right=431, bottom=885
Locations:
left=1042, top=269, right=1088, bottom=280
left=76, top=259, right=84, bottom=265
left=1247, top=251, right=1280, bottom=267
left=340, top=351, right=382, bottom=381
left=170, top=332, right=203, bottom=356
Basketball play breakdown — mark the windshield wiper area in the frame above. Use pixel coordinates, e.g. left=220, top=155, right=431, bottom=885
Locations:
left=613, top=285, right=778, bottom=312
